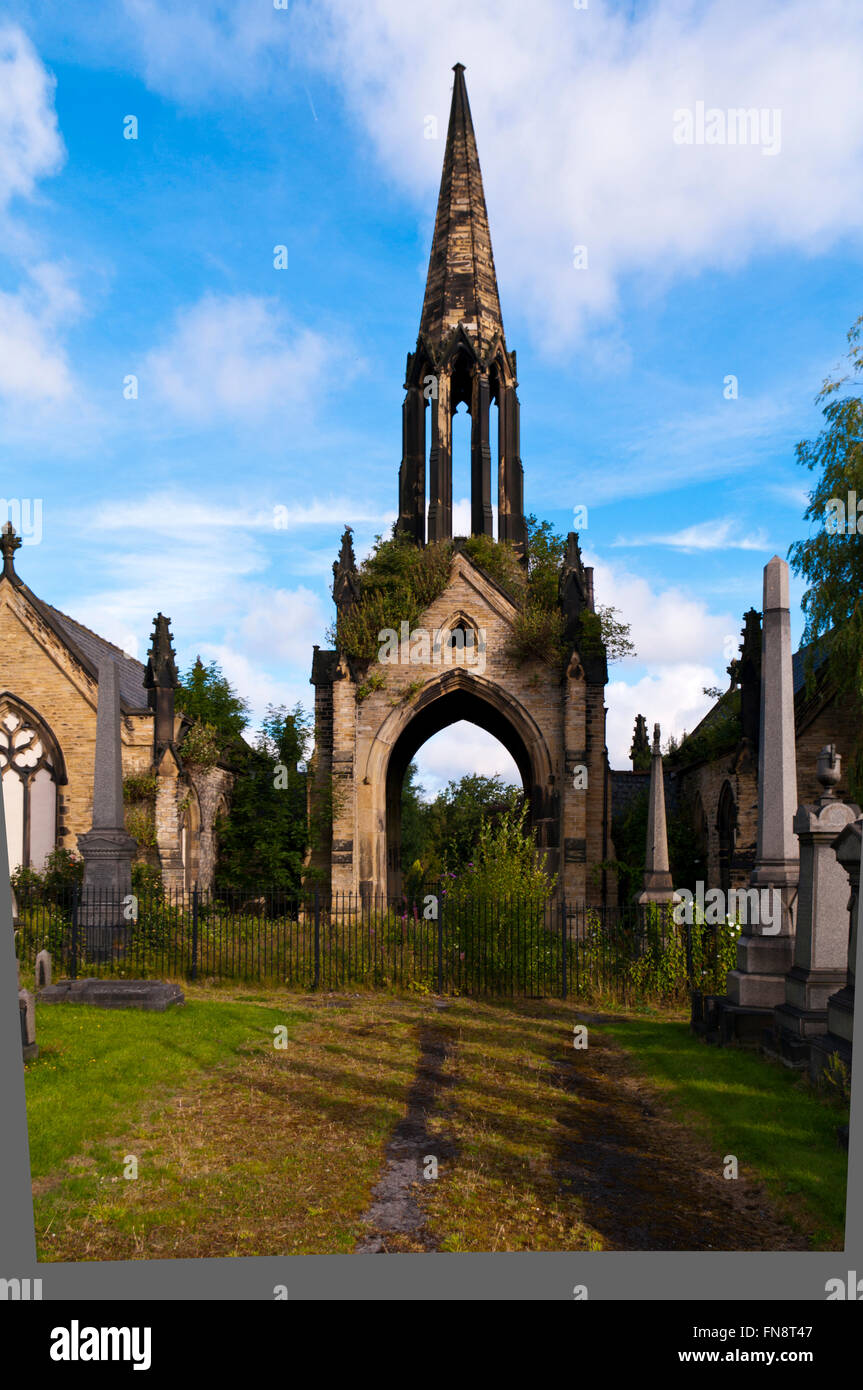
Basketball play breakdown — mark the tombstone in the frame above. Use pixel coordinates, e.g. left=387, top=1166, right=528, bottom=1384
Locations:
left=771, top=747, right=860, bottom=1066
left=35, top=949, right=52, bottom=990
left=635, top=722, right=679, bottom=905
left=17, top=961, right=38, bottom=1061
left=723, top=557, right=799, bottom=1041
left=809, top=817, right=860, bottom=1083
left=77, top=658, right=137, bottom=959
left=38, top=978, right=184, bottom=1012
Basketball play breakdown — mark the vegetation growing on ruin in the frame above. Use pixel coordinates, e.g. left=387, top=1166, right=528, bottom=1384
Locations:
left=331, top=516, right=633, bottom=673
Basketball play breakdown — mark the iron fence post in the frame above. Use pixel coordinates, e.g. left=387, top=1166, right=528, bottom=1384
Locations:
left=561, top=896, right=567, bottom=1000
left=313, top=890, right=321, bottom=990
left=70, top=882, right=79, bottom=981
left=437, top=885, right=443, bottom=995
left=191, top=883, right=199, bottom=981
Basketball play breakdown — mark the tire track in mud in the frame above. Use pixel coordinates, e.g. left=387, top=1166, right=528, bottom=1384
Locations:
left=355, top=1025, right=456, bottom=1253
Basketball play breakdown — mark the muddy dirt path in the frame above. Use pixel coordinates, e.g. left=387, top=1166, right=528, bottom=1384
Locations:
left=355, top=1025, right=456, bottom=1252
left=551, top=1017, right=808, bottom=1251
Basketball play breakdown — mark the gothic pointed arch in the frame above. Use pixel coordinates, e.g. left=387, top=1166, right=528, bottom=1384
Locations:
left=0, top=693, right=66, bottom=871
left=716, top=779, right=737, bottom=894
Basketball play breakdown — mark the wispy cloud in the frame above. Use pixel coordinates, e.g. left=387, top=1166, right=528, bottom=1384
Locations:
left=612, top=518, right=770, bottom=552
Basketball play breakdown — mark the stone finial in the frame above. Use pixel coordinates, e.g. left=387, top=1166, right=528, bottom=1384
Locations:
left=1, top=520, right=21, bottom=581
left=630, top=714, right=650, bottom=772
left=652, top=722, right=661, bottom=754
left=816, top=745, right=841, bottom=798
left=144, top=613, right=179, bottom=691
left=332, top=527, right=360, bottom=612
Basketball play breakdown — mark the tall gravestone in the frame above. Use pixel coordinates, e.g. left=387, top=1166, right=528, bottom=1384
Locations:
left=724, top=557, right=799, bottom=1039
left=77, top=659, right=137, bottom=959
left=18, top=961, right=37, bottom=1061
left=636, top=723, right=678, bottom=905
left=809, top=817, right=860, bottom=1082
left=772, top=747, right=860, bottom=1066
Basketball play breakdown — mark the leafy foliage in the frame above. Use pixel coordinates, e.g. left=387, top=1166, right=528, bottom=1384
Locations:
left=331, top=515, right=633, bottom=675
left=788, top=313, right=863, bottom=793
left=400, top=771, right=522, bottom=879
left=179, top=720, right=221, bottom=771
left=215, top=704, right=312, bottom=894
left=331, top=531, right=453, bottom=662
left=176, top=659, right=251, bottom=750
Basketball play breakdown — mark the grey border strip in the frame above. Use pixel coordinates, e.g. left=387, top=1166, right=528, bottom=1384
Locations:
left=1, top=784, right=859, bottom=1299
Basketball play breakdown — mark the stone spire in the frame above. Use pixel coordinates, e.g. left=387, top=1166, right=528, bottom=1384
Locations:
left=636, top=723, right=677, bottom=904
left=1, top=520, right=21, bottom=582
left=419, top=63, right=504, bottom=354
left=77, top=658, right=137, bottom=956
left=398, top=65, right=525, bottom=554
left=144, top=613, right=180, bottom=760
left=726, top=556, right=799, bottom=1019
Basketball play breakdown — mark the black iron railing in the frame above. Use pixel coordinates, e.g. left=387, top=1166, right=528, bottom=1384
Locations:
left=11, top=883, right=735, bottom=1003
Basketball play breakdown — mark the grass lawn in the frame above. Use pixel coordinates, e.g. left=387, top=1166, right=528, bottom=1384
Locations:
left=24, top=987, right=849, bottom=1258
left=592, top=1013, right=849, bottom=1249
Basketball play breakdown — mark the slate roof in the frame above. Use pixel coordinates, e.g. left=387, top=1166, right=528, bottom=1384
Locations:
left=42, top=603, right=149, bottom=710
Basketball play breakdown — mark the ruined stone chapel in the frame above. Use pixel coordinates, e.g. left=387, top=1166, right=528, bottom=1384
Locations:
left=308, top=64, right=613, bottom=904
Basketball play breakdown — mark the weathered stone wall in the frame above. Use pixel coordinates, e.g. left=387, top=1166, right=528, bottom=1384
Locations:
left=0, top=584, right=216, bottom=892
left=0, top=585, right=152, bottom=854
left=315, top=551, right=610, bottom=904
left=675, top=753, right=758, bottom=891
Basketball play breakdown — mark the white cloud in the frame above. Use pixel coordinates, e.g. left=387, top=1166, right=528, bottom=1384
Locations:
left=413, top=722, right=520, bottom=799
left=144, top=293, right=345, bottom=424
left=0, top=30, right=80, bottom=407
left=606, top=666, right=720, bottom=768
left=0, top=262, right=82, bottom=402
left=293, top=0, right=863, bottom=350
left=612, top=518, right=769, bottom=552
left=0, top=25, right=64, bottom=210
left=589, top=552, right=735, bottom=667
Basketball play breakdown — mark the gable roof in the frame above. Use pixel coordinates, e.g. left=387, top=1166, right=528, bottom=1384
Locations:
left=1, top=524, right=149, bottom=713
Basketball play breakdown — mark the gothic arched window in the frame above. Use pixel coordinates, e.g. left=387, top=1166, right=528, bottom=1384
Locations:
left=0, top=701, right=63, bottom=872
left=716, top=780, right=737, bottom=895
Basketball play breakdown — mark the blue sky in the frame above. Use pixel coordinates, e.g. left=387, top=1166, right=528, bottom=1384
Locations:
left=3, top=1, right=863, bottom=795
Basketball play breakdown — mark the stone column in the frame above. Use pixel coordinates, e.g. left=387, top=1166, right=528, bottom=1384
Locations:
left=470, top=370, right=494, bottom=537
left=77, top=659, right=138, bottom=957
left=726, top=556, right=799, bottom=1011
left=772, top=747, right=860, bottom=1064
left=636, top=723, right=678, bottom=904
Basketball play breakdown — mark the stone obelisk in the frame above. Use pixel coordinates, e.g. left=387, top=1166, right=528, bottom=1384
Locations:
left=772, top=747, right=860, bottom=1065
left=77, top=659, right=137, bottom=957
left=636, top=723, right=678, bottom=905
left=726, top=556, right=799, bottom=1025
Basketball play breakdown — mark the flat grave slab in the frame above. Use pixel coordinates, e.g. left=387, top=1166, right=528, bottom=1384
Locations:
left=38, top=979, right=185, bottom=1012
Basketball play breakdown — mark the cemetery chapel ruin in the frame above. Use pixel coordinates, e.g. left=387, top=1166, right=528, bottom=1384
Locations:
left=308, top=65, right=612, bottom=903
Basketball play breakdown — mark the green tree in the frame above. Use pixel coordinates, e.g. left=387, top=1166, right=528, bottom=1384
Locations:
left=788, top=312, right=863, bottom=791
left=215, top=704, right=312, bottom=894
left=175, top=658, right=251, bottom=749
left=421, top=772, right=522, bottom=878
left=399, top=762, right=429, bottom=874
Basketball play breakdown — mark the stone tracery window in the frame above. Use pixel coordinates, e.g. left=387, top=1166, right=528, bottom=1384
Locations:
left=0, top=704, right=60, bottom=872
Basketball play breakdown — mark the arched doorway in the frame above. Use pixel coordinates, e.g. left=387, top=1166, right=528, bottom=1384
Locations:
left=380, top=673, right=555, bottom=897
